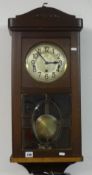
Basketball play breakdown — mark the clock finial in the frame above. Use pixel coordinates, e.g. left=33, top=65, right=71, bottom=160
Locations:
left=42, top=2, right=48, bottom=7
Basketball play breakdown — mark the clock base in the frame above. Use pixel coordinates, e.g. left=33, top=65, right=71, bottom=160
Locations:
left=20, top=163, right=72, bottom=174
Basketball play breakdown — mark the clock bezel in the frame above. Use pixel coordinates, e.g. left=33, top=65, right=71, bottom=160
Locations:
left=25, top=42, right=68, bottom=84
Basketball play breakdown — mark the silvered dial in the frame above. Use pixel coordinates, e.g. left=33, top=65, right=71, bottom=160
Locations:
left=25, top=43, right=67, bottom=83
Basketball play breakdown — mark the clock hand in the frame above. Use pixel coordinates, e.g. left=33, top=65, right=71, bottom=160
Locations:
left=35, top=49, right=47, bottom=64
left=46, top=61, right=59, bottom=64
left=35, top=50, right=61, bottom=65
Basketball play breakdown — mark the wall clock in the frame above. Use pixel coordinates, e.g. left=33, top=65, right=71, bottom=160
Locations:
left=8, top=5, right=83, bottom=175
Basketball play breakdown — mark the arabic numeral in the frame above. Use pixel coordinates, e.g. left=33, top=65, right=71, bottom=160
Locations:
left=38, top=72, right=41, bottom=78
left=52, top=72, right=56, bottom=78
left=45, top=74, right=49, bottom=79
left=33, top=65, right=36, bottom=72
left=56, top=64, right=60, bottom=72
left=44, top=46, right=49, bottom=52
left=59, top=60, right=62, bottom=65
left=33, top=53, right=38, bottom=59
left=56, top=53, right=60, bottom=59
left=31, top=60, right=35, bottom=65
left=52, top=48, right=55, bottom=54
left=37, top=48, right=41, bottom=53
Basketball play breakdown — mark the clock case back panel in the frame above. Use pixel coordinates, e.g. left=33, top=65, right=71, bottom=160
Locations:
left=8, top=6, right=83, bottom=173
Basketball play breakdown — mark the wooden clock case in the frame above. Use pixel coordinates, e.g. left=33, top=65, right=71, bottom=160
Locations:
left=8, top=6, right=83, bottom=174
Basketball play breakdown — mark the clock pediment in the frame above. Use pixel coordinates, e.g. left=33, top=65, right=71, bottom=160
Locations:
left=8, top=6, right=83, bottom=31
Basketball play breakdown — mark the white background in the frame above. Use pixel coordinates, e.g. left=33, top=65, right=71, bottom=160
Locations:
left=0, top=0, right=92, bottom=174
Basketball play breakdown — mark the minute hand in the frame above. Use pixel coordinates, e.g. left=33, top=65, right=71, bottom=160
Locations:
left=35, top=50, right=47, bottom=63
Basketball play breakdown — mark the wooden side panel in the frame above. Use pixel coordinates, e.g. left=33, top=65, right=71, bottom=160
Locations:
left=11, top=32, right=22, bottom=156
left=71, top=32, right=82, bottom=157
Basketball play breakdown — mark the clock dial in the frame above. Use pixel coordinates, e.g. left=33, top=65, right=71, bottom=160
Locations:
left=25, top=43, right=67, bottom=83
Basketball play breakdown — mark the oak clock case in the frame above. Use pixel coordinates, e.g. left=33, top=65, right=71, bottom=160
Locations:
left=8, top=6, right=83, bottom=175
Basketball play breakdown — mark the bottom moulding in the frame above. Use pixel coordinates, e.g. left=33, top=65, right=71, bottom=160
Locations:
left=20, top=162, right=72, bottom=174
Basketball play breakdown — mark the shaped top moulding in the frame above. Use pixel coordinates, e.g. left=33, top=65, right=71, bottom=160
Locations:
left=8, top=6, right=83, bottom=31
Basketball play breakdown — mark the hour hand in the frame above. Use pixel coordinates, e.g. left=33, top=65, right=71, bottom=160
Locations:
left=46, top=61, right=59, bottom=64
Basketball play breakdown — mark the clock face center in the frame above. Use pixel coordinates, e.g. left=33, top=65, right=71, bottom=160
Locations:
left=45, top=69, right=48, bottom=72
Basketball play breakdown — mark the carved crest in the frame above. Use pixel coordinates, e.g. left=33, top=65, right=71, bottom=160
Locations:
left=8, top=6, right=83, bottom=31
